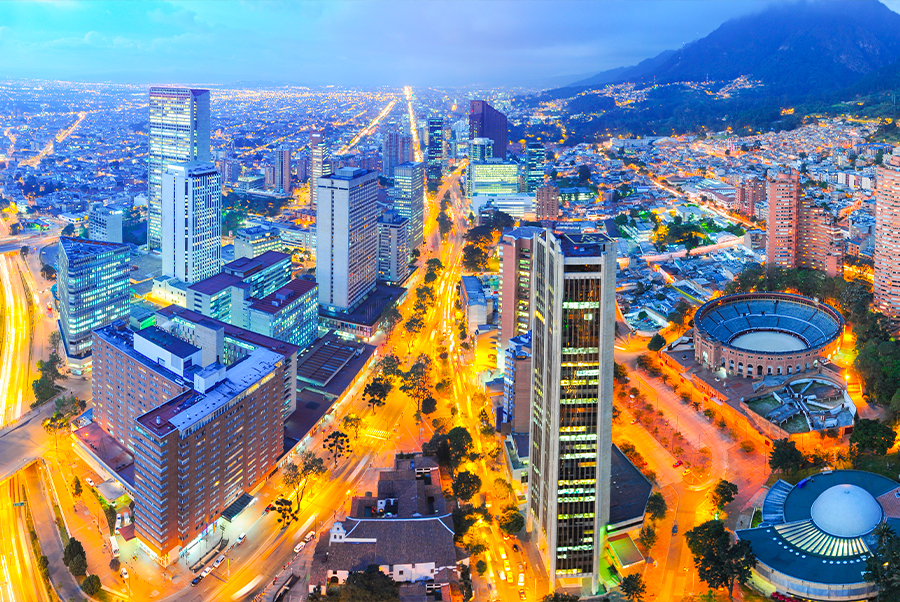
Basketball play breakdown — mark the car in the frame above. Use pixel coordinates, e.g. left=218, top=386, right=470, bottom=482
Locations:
left=518, top=562, right=523, bottom=571
left=191, top=575, right=203, bottom=587
left=213, top=554, right=225, bottom=568
left=519, top=589, right=526, bottom=600
left=512, top=544, right=519, bottom=552
left=236, top=532, right=247, bottom=545
left=304, top=530, right=315, bottom=542
left=264, top=504, right=275, bottom=514
left=85, top=477, right=95, bottom=488
left=201, top=566, right=212, bottom=578
left=672, top=523, right=678, bottom=534
left=672, top=460, right=683, bottom=468
left=500, top=550, right=507, bottom=560
left=499, top=571, right=506, bottom=582
left=504, top=561, right=510, bottom=572
left=120, top=567, right=129, bottom=580
left=630, top=418, right=639, bottom=424
left=114, top=514, right=122, bottom=533
left=682, top=468, right=691, bottom=476
left=506, top=571, right=512, bottom=583
left=294, top=542, right=305, bottom=554
left=518, top=573, right=525, bottom=586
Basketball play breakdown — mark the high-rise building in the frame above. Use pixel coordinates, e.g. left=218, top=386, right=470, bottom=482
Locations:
left=382, top=131, right=413, bottom=178
left=527, top=231, right=616, bottom=592
left=264, top=164, right=276, bottom=189
left=468, top=137, right=493, bottom=163
left=275, top=144, right=292, bottom=194
left=148, top=87, right=210, bottom=250
left=88, top=205, right=124, bottom=243
left=296, top=155, right=310, bottom=183
left=766, top=170, right=800, bottom=271
left=248, top=279, right=319, bottom=350
left=469, top=100, right=508, bottom=159
left=875, top=153, right=900, bottom=316
left=735, top=177, right=765, bottom=218
left=316, top=167, right=378, bottom=312
left=502, top=332, right=532, bottom=434
left=234, top=225, right=281, bottom=259
left=310, top=131, right=333, bottom=211
left=426, top=118, right=445, bottom=183
left=766, top=169, right=842, bottom=277
left=393, top=161, right=425, bottom=254
left=525, top=142, right=546, bottom=192
left=498, top=227, right=544, bottom=352
left=57, top=237, right=130, bottom=372
left=535, top=183, right=560, bottom=221
left=161, top=162, right=222, bottom=284
left=467, top=160, right=519, bottom=197
left=377, top=210, right=410, bottom=285
left=92, top=318, right=297, bottom=566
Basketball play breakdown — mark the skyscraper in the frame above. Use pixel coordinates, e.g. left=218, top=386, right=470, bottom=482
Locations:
left=525, top=141, right=546, bottom=192
left=393, top=161, right=425, bottom=254
left=377, top=210, right=410, bottom=285
left=427, top=118, right=445, bottom=183
left=148, top=87, right=211, bottom=250
left=310, top=131, right=332, bottom=211
left=383, top=130, right=413, bottom=178
left=527, top=231, right=616, bottom=593
left=316, top=167, right=378, bottom=312
left=876, top=153, right=900, bottom=316
left=468, top=137, right=493, bottom=163
left=766, top=170, right=800, bottom=271
left=161, top=162, right=222, bottom=284
left=57, top=237, right=130, bottom=372
left=275, top=144, right=292, bottom=193
left=498, top=226, right=544, bottom=352
left=469, top=100, right=508, bottom=159
left=535, top=183, right=560, bottom=221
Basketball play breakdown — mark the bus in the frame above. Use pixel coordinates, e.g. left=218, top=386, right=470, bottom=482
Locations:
left=109, top=536, right=119, bottom=558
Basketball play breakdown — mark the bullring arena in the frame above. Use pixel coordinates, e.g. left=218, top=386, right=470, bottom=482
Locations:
left=693, top=292, right=844, bottom=379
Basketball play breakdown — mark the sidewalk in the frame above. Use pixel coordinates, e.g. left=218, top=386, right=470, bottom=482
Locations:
left=23, top=462, right=90, bottom=602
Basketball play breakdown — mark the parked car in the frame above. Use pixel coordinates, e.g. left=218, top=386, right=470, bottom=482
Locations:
left=213, top=554, right=225, bottom=568
left=114, top=514, right=122, bottom=533
left=236, top=532, right=247, bottom=545
left=294, top=542, right=305, bottom=554
left=191, top=575, right=202, bottom=587
left=672, top=460, right=683, bottom=468
left=85, top=477, right=95, bottom=488
left=304, top=530, right=315, bottom=542
left=120, top=568, right=129, bottom=580
left=201, top=566, right=212, bottom=578
left=519, top=589, right=526, bottom=600
left=518, top=573, right=525, bottom=586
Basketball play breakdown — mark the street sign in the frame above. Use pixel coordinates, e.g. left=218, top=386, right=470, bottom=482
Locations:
left=12, top=502, right=25, bottom=507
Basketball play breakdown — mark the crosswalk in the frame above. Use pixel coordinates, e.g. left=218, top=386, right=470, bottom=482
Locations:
left=366, top=428, right=389, bottom=440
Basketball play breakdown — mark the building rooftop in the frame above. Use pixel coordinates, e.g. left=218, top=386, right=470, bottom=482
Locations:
left=609, top=444, right=653, bottom=528
left=223, top=250, right=290, bottom=278
left=134, top=326, right=200, bottom=359
left=557, top=232, right=614, bottom=257
left=187, top=271, right=242, bottom=295
left=249, top=278, right=317, bottom=315
left=296, top=335, right=368, bottom=387
left=59, top=235, right=128, bottom=260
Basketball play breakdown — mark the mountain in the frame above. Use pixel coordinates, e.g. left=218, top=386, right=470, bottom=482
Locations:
left=569, top=0, right=900, bottom=96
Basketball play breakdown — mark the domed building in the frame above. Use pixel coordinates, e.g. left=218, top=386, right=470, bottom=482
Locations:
left=737, top=470, right=900, bottom=601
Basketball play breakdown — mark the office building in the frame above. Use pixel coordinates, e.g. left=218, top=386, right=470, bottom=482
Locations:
left=735, top=177, right=765, bottom=218
left=467, top=160, right=520, bottom=197
left=469, top=137, right=494, bottom=164
left=766, top=169, right=842, bottom=277
left=471, top=194, right=534, bottom=220
left=393, top=161, right=425, bottom=253
left=536, top=183, right=560, bottom=220
left=426, top=118, right=445, bottom=183
left=264, top=165, right=276, bottom=189
left=525, top=142, right=546, bottom=192
left=377, top=211, right=410, bottom=285
left=527, top=231, right=616, bottom=592
left=296, top=155, right=309, bottom=183
left=310, top=131, right=332, bottom=211
left=161, top=162, right=222, bottom=284
left=469, top=100, right=508, bottom=159
left=57, top=237, right=131, bottom=372
left=876, top=153, right=900, bottom=316
left=248, top=279, right=319, bottom=351
left=148, top=87, right=210, bottom=250
left=498, top=227, right=544, bottom=351
left=502, top=332, right=532, bottom=434
left=92, top=319, right=297, bottom=566
left=383, top=131, right=414, bottom=178
left=234, top=225, right=282, bottom=259
left=275, top=144, right=292, bottom=194
left=88, top=205, right=124, bottom=243
left=316, top=167, right=378, bottom=312
left=187, top=251, right=291, bottom=326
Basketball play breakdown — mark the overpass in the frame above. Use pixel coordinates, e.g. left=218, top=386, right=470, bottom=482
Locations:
left=0, top=402, right=54, bottom=483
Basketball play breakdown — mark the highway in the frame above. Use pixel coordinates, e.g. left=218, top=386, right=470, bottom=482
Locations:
left=404, top=86, right=423, bottom=162
left=0, top=473, right=47, bottom=602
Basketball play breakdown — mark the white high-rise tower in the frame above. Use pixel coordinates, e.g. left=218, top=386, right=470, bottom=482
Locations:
left=161, top=162, right=222, bottom=284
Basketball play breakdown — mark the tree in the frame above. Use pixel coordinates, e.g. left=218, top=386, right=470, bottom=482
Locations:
left=273, top=496, right=298, bottom=527
left=851, top=419, right=897, bottom=456
left=613, top=361, right=629, bottom=381
left=499, top=506, right=525, bottom=535
left=40, top=264, right=56, bottom=280
left=292, top=451, right=327, bottom=505
left=577, top=164, right=592, bottom=182
left=381, top=306, right=402, bottom=335
left=399, top=355, right=433, bottom=413
left=541, top=593, right=580, bottom=602
left=423, top=270, right=437, bottom=284
left=639, top=522, right=657, bottom=549
left=493, top=478, right=513, bottom=503
left=620, top=573, right=647, bottom=601
left=340, top=565, right=400, bottom=602
left=421, top=396, right=437, bottom=414
left=61, top=224, right=75, bottom=236
left=711, top=480, right=739, bottom=511
left=364, top=377, right=392, bottom=413
left=475, top=559, right=487, bottom=576
left=415, top=285, right=435, bottom=305
left=865, top=523, right=900, bottom=601
left=453, top=471, right=482, bottom=502
left=49, top=330, right=62, bottom=354
left=769, top=438, right=805, bottom=473
left=650, top=319, right=669, bottom=339
left=62, top=537, right=84, bottom=566
left=68, top=552, right=87, bottom=576
left=42, top=412, right=69, bottom=456
left=72, top=476, right=82, bottom=498
left=323, top=430, right=351, bottom=466
left=403, top=315, right=424, bottom=348
left=19, top=245, right=28, bottom=259
left=81, top=574, right=101, bottom=595
left=342, top=413, right=363, bottom=440
left=685, top=520, right=756, bottom=601
left=646, top=491, right=667, bottom=522
left=426, top=258, right=444, bottom=273
left=377, top=354, right=401, bottom=379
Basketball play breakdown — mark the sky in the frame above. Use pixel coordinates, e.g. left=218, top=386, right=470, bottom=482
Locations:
left=2, top=0, right=900, bottom=88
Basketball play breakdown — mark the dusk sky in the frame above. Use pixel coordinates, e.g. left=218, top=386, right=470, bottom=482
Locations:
left=3, top=0, right=900, bottom=88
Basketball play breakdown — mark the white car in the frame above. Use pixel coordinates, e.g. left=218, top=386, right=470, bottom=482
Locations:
left=201, top=566, right=213, bottom=578
left=518, top=573, right=525, bottom=586
left=236, top=532, right=247, bottom=545
left=499, top=571, right=506, bottom=582
left=304, top=530, right=315, bottom=542
left=85, top=477, right=95, bottom=488
left=294, top=542, right=305, bottom=554
left=213, top=555, right=225, bottom=568
left=120, top=567, right=129, bottom=580
left=114, top=514, right=122, bottom=533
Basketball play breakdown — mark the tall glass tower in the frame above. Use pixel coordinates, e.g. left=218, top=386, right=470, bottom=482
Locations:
left=148, top=87, right=210, bottom=250
left=527, top=231, right=616, bottom=594
left=393, top=161, right=425, bottom=255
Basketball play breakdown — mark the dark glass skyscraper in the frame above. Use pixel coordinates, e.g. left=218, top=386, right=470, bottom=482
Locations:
left=469, top=100, right=508, bottom=159
left=526, top=141, right=546, bottom=192
left=426, top=118, right=444, bottom=184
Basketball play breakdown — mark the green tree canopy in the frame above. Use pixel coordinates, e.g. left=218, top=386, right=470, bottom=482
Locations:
left=648, top=333, right=666, bottom=352
left=620, top=573, right=647, bottom=601
left=711, top=480, right=739, bottom=511
left=453, top=471, right=482, bottom=502
left=769, top=438, right=805, bottom=473
left=339, top=565, right=400, bottom=602
left=685, top=520, right=756, bottom=601
left=499, top=506, right=525, bottom=535
left=851, top=419, right=897, bottom=455
left=646, top=492, right=667, bottom=522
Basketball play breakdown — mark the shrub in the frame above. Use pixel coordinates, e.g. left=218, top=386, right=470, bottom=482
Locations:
left=82, top=574, right=101, bottom=595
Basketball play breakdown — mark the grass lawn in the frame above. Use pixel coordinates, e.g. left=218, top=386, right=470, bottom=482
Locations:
left=751, top=507, right=762, bottom=528
left=853, top=452, right=900, bottom=481
left=747, top=396, right=780, bottom=416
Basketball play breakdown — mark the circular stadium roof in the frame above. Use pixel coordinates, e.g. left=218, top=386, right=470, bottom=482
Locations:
left=811, top=484, right=883, bottom=538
